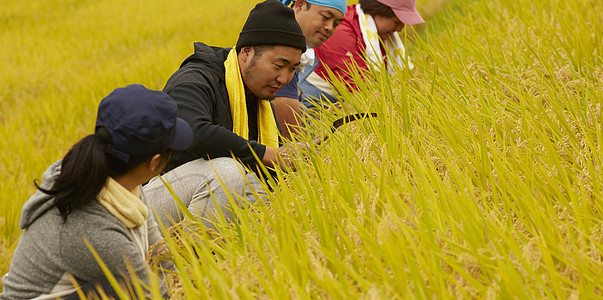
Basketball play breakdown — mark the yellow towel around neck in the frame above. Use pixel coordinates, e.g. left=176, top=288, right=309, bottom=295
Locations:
left=224, top=47, right=279, bottom=149
left=97, top=177, right=148, bottom=229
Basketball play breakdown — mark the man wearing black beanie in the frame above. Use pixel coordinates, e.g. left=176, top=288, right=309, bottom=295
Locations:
left=143, top=0, right=307, bottom=230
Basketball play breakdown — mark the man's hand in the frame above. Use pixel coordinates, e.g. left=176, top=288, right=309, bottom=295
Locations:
left=261, top=142, right=310, bottom=171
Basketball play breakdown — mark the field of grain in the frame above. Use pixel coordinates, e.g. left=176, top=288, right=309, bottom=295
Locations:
left=1, top=0, right=601, bottom=298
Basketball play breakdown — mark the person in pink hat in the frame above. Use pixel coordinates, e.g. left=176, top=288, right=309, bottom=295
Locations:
left=298, top=0, right=425, bottom=110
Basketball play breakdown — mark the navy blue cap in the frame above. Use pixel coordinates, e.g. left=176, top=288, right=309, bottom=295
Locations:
left=95, top=84, right=193, bottom=163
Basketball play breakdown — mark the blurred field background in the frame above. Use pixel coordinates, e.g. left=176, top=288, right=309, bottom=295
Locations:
left=0, top=0, right=260, bottom=285
left=1, top=0, right=602, bottom=298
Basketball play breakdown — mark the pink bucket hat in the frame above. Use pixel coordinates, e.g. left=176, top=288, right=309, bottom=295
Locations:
left=376, top=0, right=425, bottom=25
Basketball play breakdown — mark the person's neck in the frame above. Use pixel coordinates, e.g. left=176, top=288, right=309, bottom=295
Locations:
left=111, top=165, right=148, bottom=192
left=244, top=85, right=259, bottom=101
left=112, top=175, right=140, bottom=192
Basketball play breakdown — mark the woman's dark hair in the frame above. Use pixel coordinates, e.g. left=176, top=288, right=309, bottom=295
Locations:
left=359, top=0, right=396, bottom=18
left=35, top=127, right=169, bottom=221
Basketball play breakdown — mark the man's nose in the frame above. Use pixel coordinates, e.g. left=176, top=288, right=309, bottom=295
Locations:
left=325, top=20, right=335, bottom=34
left=276, top=69, right=289, bottom=85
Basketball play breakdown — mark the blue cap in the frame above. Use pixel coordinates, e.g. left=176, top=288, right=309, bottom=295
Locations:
left=95, top=84, right=193, bottom=163
left=279, top=0, right=347, bottom=15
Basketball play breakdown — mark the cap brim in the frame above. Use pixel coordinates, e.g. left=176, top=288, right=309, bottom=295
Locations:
left=394, top=9, right=425, bottom=26
left=169, top=118, right=193, bottom=151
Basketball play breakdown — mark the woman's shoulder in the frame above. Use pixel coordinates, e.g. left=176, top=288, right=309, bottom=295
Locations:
left=342, top=4, right=361, bottom=33
left=63, top=200, right=128, bottom=232
left=58, top=201, right=139, bottom=260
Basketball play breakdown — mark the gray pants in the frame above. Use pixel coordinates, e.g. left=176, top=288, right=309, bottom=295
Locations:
left=143, top=157, right=267, bottom=229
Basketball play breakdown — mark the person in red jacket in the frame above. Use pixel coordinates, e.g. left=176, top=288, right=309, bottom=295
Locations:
left=299, top=0, right=425, bottom=110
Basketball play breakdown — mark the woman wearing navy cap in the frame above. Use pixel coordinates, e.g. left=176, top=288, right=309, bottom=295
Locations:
left=0, top=84, right=193, bottom=300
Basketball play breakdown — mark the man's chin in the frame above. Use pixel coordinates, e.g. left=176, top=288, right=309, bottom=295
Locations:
left=256, top=92, right=277, bottom=100
left=309, top=36, right=328, bottom=48
left=249, top=87, right=277, bottom=100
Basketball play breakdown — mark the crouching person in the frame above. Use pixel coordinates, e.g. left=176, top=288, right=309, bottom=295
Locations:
left=144, top=0, right=308, bottom=229
left=0, top=84, right=193, bottom=299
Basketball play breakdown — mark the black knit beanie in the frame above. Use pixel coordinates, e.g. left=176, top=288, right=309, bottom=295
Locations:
left=236, top=0, right=306, bottom=53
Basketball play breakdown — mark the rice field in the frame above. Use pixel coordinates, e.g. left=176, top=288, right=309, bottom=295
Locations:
left=1, top=0, right=602, bottom=298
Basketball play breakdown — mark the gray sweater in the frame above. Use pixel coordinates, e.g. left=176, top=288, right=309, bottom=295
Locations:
left=0, top=161, right=168, bottom=299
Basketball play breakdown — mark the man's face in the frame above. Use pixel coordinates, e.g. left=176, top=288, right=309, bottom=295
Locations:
left=240, top=45, right=302, bottom=100
left=373, top=15, right=405, bottom=40
left=294, top=1, right=344, bottom=48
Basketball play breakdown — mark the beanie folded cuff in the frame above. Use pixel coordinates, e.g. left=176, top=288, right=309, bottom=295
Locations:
left=236, top=29, right=307, bottom=53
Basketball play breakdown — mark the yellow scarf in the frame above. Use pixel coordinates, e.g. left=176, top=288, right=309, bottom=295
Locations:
left=224, top=48, right=279, bottom=149
left=97, top=177, right=148, bottom=229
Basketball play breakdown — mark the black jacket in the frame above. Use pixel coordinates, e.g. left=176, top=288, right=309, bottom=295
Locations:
left=163, top=42, right=269, bottom=171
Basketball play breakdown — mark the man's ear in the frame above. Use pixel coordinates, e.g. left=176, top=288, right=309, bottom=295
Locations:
left=239, top=46, right=253, bottom=64
left=293, top=0, right=307, bottom=12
